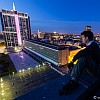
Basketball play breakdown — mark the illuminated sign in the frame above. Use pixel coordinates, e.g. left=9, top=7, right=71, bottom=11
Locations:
left=14, top=14, right=22, bottom=46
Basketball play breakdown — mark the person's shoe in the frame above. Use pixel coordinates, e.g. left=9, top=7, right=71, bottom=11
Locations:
left=59, top=80, right=79, bottom=96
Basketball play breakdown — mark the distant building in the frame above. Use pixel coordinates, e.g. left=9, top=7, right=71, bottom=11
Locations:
left=23, top=40, right=70, bottom=67
left=85, top=26, right=91, bottom=31
left=37, top=30, right=44, bottom=38
left=94, top=33, right=100, bottom=42
left=0, top=3, right=31, bottom=50
left=37, top=31, right=64, bottom=41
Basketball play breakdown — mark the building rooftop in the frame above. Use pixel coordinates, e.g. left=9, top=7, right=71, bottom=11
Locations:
left=28, top=39, right=70, bottom=50
left=16, top=73, right=100, bottom=100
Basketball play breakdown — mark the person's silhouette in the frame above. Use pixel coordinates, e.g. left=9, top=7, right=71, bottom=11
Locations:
left=59, top=31, right=100, bottom=96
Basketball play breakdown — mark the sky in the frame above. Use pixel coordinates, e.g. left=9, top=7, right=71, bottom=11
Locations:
left=0, top=0, right=100, bottom=33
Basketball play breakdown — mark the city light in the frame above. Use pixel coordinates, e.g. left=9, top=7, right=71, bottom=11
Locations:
left=1, top=83, right=3, bottom=86
left=28, top=68, right=31, bottom=70
left=1, top=78, right=3, bottom=82
left=22, top=69, right=25, bottom=72
left=2, top=90, right=4, bottom=93
left=54, top=31, right=57, bottom=33
left=20, top=55, right=24, bottom=59
left=29, top=46, right=32, bottom=48
left=13, top=72, right=15, bottom=76
left=19, top=70, right=22, bottom=73
left=36, top=65, right=38, bottom=68
left=1, top=92, right=5, bottom=96
left=15, top=47, right=17, bottom=51
left=1, top=85, right=3, bottom=88
left=42, top=63, right=45, bottom=65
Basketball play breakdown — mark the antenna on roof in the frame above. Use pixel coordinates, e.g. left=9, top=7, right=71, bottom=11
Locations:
left=13, top=3, right=16, bottom=11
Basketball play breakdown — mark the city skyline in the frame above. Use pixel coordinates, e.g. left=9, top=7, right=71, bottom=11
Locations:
left=0, top=0, right=100, bottom=33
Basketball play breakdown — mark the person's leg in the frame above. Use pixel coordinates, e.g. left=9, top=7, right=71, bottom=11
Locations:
left=70, top=57, right=88, bottom=79
left=59, top=57, right=87, bottom=96
left=71, top=56, right=100, bottom=79
left=59, top=57, right=99, bottom=96
left=87, top=59, right=100, bottom=76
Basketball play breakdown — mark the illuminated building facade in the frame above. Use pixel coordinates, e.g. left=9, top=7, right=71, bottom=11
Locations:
left=23, top=40, right=69, bottom=67
left=37, top=30, right=44, bottom=38
left=0, top=5, right=31, bottom=49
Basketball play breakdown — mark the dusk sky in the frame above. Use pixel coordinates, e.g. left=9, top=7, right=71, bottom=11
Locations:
left=0, top=0, right=100, bottom=33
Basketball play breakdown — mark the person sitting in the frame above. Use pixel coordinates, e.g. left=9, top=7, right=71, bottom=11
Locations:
left=59, top=31, right=100, bottom=96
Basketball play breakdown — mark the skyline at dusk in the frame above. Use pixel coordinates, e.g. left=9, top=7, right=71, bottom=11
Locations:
left=0, top=1, right=100, bottom=99
left=0, top=0, right=100, bottom=33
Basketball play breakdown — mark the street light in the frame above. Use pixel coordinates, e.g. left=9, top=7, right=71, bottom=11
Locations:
left=13, top=72, right=15, bottom=76
left=42, top=63, right=45, bottom=65
left=22, top=69, right=25, bottom=72
left=1, top=92, right=5, bottom=95
left=28, top=68, right=31, bottom=70
left=19, top=70, right=21, bottom=73
left=36, top=65, right=38, bottom=68
left=19, top=70, right=23, bottom=81
left=1, top=85, right=3, bottom=88
left=1, top=83, right=3, bottom=86
left=1, top=78, right=3, bottom=82
left=28, top=67, right=31, bottom=76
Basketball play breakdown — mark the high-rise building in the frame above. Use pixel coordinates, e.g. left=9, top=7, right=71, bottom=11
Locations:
left=0, top=3, right=31, bottom=50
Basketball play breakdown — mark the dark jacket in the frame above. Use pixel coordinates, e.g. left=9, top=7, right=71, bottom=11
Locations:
left=72, top=42, right=100, bottom=64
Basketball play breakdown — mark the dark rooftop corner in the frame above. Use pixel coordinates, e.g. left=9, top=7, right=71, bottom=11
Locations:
left=15, top=70, right=100, bottom=100
left=0, top=53, right=17, bottom=76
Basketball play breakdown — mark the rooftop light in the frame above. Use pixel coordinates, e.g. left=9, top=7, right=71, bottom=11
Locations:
left=28, top=68, right=31, bottom=70
left=42, top=63, right=45, bottom=65
left=36, top=66, right=38, bottom=68
left=1, top=78, right=3, bottom=82
left=54, top=31, right=57, bottom=33
left=22, top=69, right=25, bottom=72
left=19, top=70, right=21, bottom=73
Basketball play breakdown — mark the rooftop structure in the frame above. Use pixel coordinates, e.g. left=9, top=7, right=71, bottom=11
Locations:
left=23, top=40, right=70, bottom=67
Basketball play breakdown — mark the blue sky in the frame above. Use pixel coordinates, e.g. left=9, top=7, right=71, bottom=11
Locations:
left=0, top=0, right=100, bottom=33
